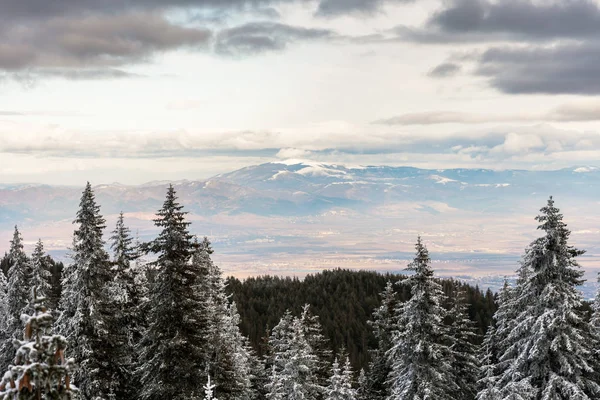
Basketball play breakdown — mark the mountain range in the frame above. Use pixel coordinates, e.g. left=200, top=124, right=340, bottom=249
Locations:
left=1, top=160, right=599, bottom=296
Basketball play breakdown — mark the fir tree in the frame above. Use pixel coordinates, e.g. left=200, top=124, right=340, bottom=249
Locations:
left=300, top=304, right=332, bottom=390
left=0, top=288, right=76, bottom=399
left=495, top=197, right=600, bottom=399
left=366, top=281, right=396, bottom=400
left=138, top=185, right=206, bottom=400
left=3, top=226, right=32, bottom=370
left=387, top=237, right=458, bottom=400
left=356, top=369, right=368, bottom=400
left=30, top=240, right=52, bottom=302
left=204, top=375, right=218, bottom=400
left=448, top=288, right=479, bottom=400
left=55, top=182, right=118, bottom=399
left=108, top=212, right=141, bottom=399
left=267, top=310, right=322, bottom=399
left=325, top=357, right=356, bottom=400
left=0, top=273, right=9, bottom=372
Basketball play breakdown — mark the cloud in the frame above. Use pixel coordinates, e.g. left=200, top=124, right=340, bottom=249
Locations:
left=0, top=12, right=211, bottom=77
left=478, top=43, right=600, bottom=95
left=403, top=0, right=600, bottom=43
left=428, top=62, right=461, bottom=78
left=315, top=0, right=413, bottom=17
left=374, top=102, right=600, bottom=125
left=215, top=22, right=336, bottom=55
left=276, top=148, right=314, bottom=159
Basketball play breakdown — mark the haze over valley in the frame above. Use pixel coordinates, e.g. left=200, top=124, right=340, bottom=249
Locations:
left=3, top=160, right=599, bottom=296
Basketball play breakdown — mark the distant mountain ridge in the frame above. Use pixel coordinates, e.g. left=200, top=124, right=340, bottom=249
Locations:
left=2, top=161, right=600, bottom=283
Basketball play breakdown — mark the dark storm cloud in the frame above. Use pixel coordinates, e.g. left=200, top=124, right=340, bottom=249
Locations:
left=428, top=62, right=461, bottom=78
left=478, top=43, right=600, bottom=95
left=215, top=22, right=336, bottom=55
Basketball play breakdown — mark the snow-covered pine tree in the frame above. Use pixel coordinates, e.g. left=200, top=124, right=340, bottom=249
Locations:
left=109, top=212, right=142, bottom=399
left=387, top=237, right=458, bottom=400
left=2, top=226, right=32, bottom=370
left=325, top=357, right=357, bottom=400
left=591, top=272, right=600, bottom=331
left=192, top=236, right=257, bottom=400
left=54, top=182, right=119, bottom=399
left=300, top=304, right=332, bottom=390
left=204, top=374, right=218, bottom=400
left=138, top=185, right=207, bottom=400
left=30, top=240, right=52, bottom=302
left=0, top=288, right=76, bottom=399
left=448, top=288, right=479, bottom=400
left=475, top=324, right=500, bottom=400
left=356, top=369, right=368, bottom=400
left=0, top=273, right=9, bottom=373
left=267, top=310, right=322, bottom=399
left=476, top=279, right=521, bottom=399
left=366, top=281, right=396, bottom=400
left=265, top=366, right=284, bottom=400
left=495, top=197, right=600, bottom=399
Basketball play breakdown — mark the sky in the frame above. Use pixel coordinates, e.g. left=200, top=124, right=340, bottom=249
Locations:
left=2, top=0, right=600, bottom=185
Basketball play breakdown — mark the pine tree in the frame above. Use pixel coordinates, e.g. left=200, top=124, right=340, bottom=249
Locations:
left=475, top=324, right=500, bottom=400
left=204, top=375, right=218, bottom=400
left=54, top=182, right=118, bottom=399
left=387, top=237, right=458, bottom=400
left=0, top=273, right=10, bottom=372
left=591, top=272, right=600, bottom=331
left=30, top=240, right=52, bottom=302
left=0, top=288, right=76, bottom=399
left=325, top=357, right=357, bottom=400
left=267, top=310, right=322, bottom=399
left=300, top=304, right=332, bottom=390
left=448, top=288, right=479, bottom=400
left=356, top=369, right=368, bottom=400
left=3, top=226, right=32, bottom=370
left=366, top=281, right=396, bottom=400
left=109, top=212, right=142, bottom=399
left=138, top=185, right=206, bottom=400
left=495, top=197, right=600, bottom=399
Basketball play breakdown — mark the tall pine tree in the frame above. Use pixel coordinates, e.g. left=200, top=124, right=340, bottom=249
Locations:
left=55, top=182, right=119, bottom=399
left=366, top=281, right=396, bottom=400
left=138, top=185, right=207, bottom=400
left=109, top=212, right=142, bottom=399
left=30, top=240, right=52, bottom=301
left=495, top=197, right=600, bottom=399
left=448, top=288, right=479, bottom=400
left=387, top=237, right=458, bottom=400
left=3, top=226, right=32, bottom=370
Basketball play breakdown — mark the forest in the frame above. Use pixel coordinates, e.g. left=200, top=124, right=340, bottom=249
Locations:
left=0, top=184, right=597, bottom=400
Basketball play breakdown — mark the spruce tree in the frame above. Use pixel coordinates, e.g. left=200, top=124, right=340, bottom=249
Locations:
left=138, top=185, right=206, bottom=400
left=356, top=369, right=368, bottom=400
left=109, top=212, right=141, bottom=399
left=325, top=357, right=356, bottom=400
left=495, top=197, right=600, bottom=399
left=0, top=289, right=76, bottom=399
left=0, top=272, right=10, bottom=372
left=30, top=240, right=52, bottom=301
left=267, top=310, right=322, bottom=399
left=3, top=226, right=32, bottom=370
left=300, top=304, right=332, bottom=390
left=387, top=237, right=458, bottom=400
left=448, top=288, right=479, bottom=400
left=55, top=182, right=119, bottom=399
left=366, top=281, right=396, bottom=400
